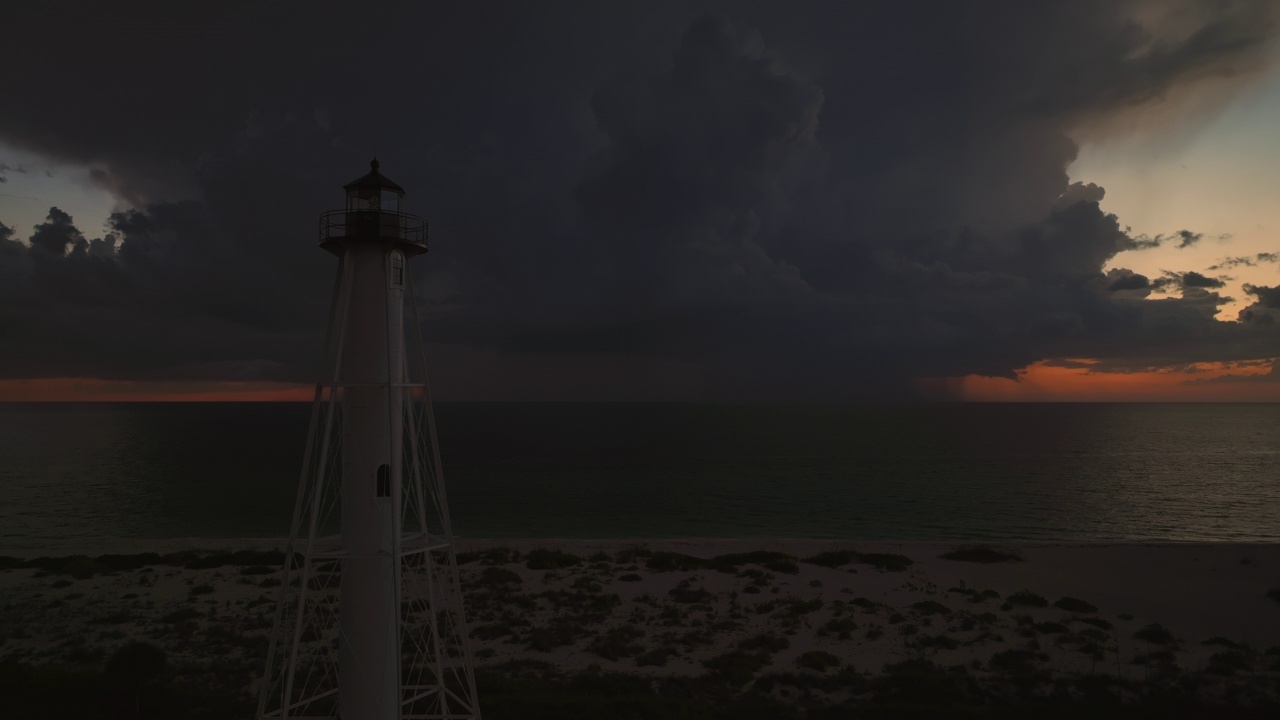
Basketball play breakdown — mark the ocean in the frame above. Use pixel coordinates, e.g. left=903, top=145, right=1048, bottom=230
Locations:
left=1, top=402, right=1278, bottom=552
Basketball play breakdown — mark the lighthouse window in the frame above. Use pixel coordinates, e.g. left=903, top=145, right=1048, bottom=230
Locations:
left=376, top=464, right=391, bottom=498
left=391, top=254, right=404, bottom=287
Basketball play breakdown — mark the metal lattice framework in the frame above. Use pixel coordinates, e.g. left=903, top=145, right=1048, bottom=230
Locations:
left=257, top=262, right=480, bottom=720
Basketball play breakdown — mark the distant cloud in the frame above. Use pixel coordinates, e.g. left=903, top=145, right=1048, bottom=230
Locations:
left=1124, top=229, right=1209, bottom=251
left=1181, top=271, right=1226, bottom=288
left=1, top=2, right=1279, bottom=399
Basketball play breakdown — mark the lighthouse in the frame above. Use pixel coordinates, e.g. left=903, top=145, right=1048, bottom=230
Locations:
left=258, top=161, right=481, bottom=720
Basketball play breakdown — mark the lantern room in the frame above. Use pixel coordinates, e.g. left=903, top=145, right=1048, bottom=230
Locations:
left=344, top=158, right=405, bottom=212
left=320, top=159, right=428, bottom=255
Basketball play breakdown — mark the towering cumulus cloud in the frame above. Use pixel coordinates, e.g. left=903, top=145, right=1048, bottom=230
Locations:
left=0, top=1, right=1278, bottom=399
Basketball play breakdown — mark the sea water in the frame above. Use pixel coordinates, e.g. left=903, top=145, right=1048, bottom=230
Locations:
left=1, top=402, right=1278, bottom=552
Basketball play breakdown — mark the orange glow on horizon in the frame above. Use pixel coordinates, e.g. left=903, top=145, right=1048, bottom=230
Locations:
left=933, top=358, right=1280, bottom=402
left=0, top=378, right=313, bottom=402
left=6, top=361, right=1280, bottom=402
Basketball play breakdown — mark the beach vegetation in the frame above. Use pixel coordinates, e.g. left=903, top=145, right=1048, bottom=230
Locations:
left=645, top=551, right=708, bottom=572
left=466, top=547, right=523, bottom=565
left=1130, top=649, right=1177, bottom=669
left=989, top=648, right=1045, bottom=675
left=916, top=633, right=960, bottom=650
left=179, top=549, right=284, bottom=570
left=588, top=551, right=612, bottom=563
left=588, top=625, right=645, bottom=660
left=753, top=600, right=780, bottom=615
left=525, top=548, right=583, bottom=570
left=1267, top=587, right=1280, bottom=603
left=865, top=625, right=884, bottom=640
left=796, top=650, right=840, bottom=672
left=473, top=619, right=520, bottom=641
left=1005, top=590, right=1048, bottom=608
left=1054, top=596, right=1098, bottom=613
left=703, top=648, right=773, bottom=683
left=856, top=552, right=914, bottom=572
left=617, top=572, right=642, bottom=582
left=912, top=600, right=950, bottom=616
left=765, top=559, right=800, bottom=574
left=1075, top=616, right=1112, bottom=630
left=887, top=612, right=906, bottom=624
left=613, top=546, right=652, bottom=563
left=818, top=617, right=858, bottom=639
left=740, top=633, right=790, bottom=653
left=737, top=567, right=774, bottom=585
left=188, top=583, right=214, bottom=596
left=874, top=658, right=965, bottom=704
left=479, top=566, right=522, bottom=587
left=782, top=598, right=822, bottom=618
left=571, top=576, right=602, bottom=593
left=258, top=577, right=280, bottom=588
left=88, top=611, right=133, bottom=625
left=161, top=608, right=201, bottom=623
left=1203, top=650, right=1244, bottom=671
left=710, top=551, right=795, bottom=573
left=802, top=550, right=856, bottom=567
left=1133, top=623, right=1176, bottom=646
left=669, top=578, right=713, bottom=604
left=1079, top=628, right=1110, bottom=643
left=809, top=579, right=821, bottom=588
left=524, top=621, right=582, bottom=652
left=742, top=585, right=761, bottom=594
left=898, top=623, right=919, bottom=636
left=1033, top=621, right=1068, bottom=635
left=939, top=545, right=1023, bottom=563
left=634, top=645, right=677, bottom=667
left=1202, top=636, right=1250, bottom=652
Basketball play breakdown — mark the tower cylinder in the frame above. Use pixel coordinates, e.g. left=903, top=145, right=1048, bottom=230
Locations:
left=336, top=239, right=405, bottom=720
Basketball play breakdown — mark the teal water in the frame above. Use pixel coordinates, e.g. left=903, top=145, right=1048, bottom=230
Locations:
left=1, top=402, right=1278, bottom=551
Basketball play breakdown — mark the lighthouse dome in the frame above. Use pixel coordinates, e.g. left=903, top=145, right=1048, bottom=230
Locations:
left=343, top=158, right=404, bottom=212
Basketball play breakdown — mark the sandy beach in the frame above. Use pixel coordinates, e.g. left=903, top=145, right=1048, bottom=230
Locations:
left=2, top=540, right=1278, bottom=714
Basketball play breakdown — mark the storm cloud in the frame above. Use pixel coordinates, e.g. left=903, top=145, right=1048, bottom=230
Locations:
left=2, top=1, right=1279, bottom=399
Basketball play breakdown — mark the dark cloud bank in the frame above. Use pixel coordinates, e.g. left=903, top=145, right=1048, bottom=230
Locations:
left=2, top=1, right=1280, bottom=400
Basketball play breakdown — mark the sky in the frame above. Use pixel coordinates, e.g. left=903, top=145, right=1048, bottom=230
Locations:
left=3, top=1, right=1280, bottom=402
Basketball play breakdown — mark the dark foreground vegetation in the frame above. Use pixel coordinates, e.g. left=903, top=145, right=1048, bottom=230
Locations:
left=4, top=652, right=1278, bottom=720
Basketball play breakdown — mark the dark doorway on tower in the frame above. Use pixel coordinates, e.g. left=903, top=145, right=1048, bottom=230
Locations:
left=376, top=464, right=391, bottom=498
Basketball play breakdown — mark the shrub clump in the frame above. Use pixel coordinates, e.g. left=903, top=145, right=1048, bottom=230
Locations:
left=739, top=634, right=790, bottom=653
left=855, top=553, right=913, bottom=572
left=1054, top=596, right=1097, bottom=613
left=911, top=600, right=950, bottom=616
left=668, top=578, right=712, bottom=604
left=803, top=550, right=857, bottom=568
left=796, top=650, right=841, bottom=672
left=1133, top=623, right=1177, bottom=646
left=524, top=549, right=582, bottom=570
left=939, top=545, right=1023, bottom=563
left=989, top=649, right=1044, bottom=675
left=1005, top=590, right=1048, bottom=608
left=703, top=649, right=773, bottom=683
left=802, top=549, right=912, bottom=571
left=588, top=626, right=645, bottom=661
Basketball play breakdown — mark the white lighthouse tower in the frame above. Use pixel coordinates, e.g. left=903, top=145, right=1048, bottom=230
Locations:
left=258, top=161, right=481, bottom=720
